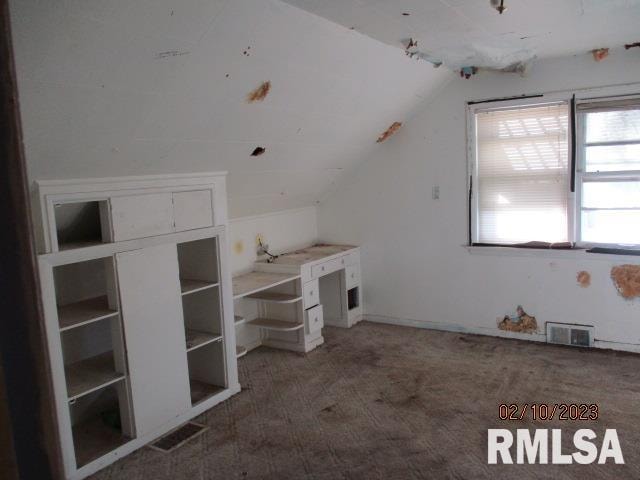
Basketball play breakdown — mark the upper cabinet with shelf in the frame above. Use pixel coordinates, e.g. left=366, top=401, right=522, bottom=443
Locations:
left=35, top=172, right=228, bottom=253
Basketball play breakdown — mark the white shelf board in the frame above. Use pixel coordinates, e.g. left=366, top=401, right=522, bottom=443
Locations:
left=65, top=352, right=125, bottom=401
left=180, top=278, right=219, bottom=296
left=185, top=329, right=222, bottom=352
left=232, top=271, right=300, bottom=299
left=247, top=318, right=305, bottom=332
left=246, top=292, right=302, bottom=304
left=58, top=296, right=119, bottom=332
left=236, top=346, right=248, bottom=358
left=234, top=315, right=245, bottom=326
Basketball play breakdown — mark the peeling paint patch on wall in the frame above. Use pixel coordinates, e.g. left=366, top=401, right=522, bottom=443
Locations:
left=247, top=81, right=271, bottom=103
left=577, top=271, right=591, bottom=288
left=376, top=122, right=402, bottom=143
left=250, top=147, right=266, bottom=156
left=592, top=48, right=609, bottom=61
left=498, top=305, right=538, bottom=333
left=611, top=265, right=640, bottom=299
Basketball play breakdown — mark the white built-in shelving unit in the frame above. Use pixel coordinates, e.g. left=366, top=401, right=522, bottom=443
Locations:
left=36, top=173, right=239, bottom=480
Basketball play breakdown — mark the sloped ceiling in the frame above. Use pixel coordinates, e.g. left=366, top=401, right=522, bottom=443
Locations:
left=282, top=0, right=640, bottom=69
left=10, top=0, right=450, bottom=218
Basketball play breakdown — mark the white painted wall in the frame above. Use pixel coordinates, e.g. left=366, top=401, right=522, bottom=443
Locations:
left=229, top=206, right=317, bottom=275
left=318, top=49, right=640, bottom=351
left=9, top=0, right=448, bottom=218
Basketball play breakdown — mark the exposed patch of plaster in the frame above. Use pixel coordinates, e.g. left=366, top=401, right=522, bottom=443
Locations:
left=611, top=265, right=640, bottom=299
left=592, top=48, right=609, bottom=61
left=498, top=305, right=537, bottom=333
left=577, top=271, right=591, bottom=288
left=377, top=122, right=402, bottom=143
left=247, top=81, right=271, bottom=103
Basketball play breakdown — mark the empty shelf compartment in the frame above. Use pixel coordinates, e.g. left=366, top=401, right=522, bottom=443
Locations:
left=185, top=329, right=222, bottom=352
left=58, top=296, right=119, bottom=331
left=189, top=379, right=225, bottom=405
left=246, top=292, right=302, bottom=303
left=234, top=315, right=246, bottom=325
left=54, top=200, right=111, bottom=251
left=180, top=278, right=219, bottom=296
left=248, top=318, right=305, bottom=331
left=65, top=352, right=125, bottom=401
left=70, top=385, right=131, bottom=468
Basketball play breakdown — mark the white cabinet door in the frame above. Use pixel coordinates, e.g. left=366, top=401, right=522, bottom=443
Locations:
left=111, top=193, right=174, bottom=241
left=173, top=190, right=213, bottom=232
left=116, top=244, right=191, bottom=437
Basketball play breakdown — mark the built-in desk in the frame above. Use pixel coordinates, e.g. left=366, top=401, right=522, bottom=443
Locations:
left=254, top=244, right=362, bottom=329
left=232, top=244, right=362, bottom=356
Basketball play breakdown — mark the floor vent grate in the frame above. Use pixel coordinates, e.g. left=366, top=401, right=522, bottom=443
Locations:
left=149, top=422, right=208, bottom=453
left=546, top=322, right=594, bottom=347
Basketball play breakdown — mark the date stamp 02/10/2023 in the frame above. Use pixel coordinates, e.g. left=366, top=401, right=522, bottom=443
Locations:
left=487, top=403, right=624, bottom=465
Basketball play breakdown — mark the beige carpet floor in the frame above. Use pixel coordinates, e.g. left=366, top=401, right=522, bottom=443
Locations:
left=91, top=321, right=640, bottom=479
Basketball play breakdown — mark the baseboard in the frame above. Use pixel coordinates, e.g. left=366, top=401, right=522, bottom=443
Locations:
left=363, top=314, right=640, bottom=354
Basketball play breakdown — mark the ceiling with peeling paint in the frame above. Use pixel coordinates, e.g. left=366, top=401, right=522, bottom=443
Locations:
left=282, top=0, right=640, bottom=69
left=10, top=0, right=450, bottom=218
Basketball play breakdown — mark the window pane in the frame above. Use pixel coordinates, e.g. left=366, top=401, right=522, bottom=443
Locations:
left=585, top=109, right=640, bottom=143
left=583, top=181, right=640, bottom=209
left=585, top=144, right=640, bottom=172
left=582, top=210, right=640, bottom=245
left=476, top=103, right=569, bottom=244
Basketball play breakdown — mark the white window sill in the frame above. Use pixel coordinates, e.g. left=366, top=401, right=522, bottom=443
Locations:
left=465, top=245, right=640, bottom=263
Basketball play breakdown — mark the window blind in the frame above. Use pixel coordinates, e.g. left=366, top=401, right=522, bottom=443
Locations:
left=475, top=103, right=570, bottom=244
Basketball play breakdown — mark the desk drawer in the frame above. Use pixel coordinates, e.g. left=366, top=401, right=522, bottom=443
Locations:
left=303, top=279, right=319, bottom=309
left=343, top=251, right=359, bottom=267
left=346, top=265, right=359, bottom=289
left=311, top=258, right=341, bottom=278
left=305, top=305, right=323, bottom=335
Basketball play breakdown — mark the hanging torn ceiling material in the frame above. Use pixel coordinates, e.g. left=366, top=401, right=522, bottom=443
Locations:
left=490, top=0, right=507, bottom=14
left=460, top=66, right=478, bottom=79
left=376, top=122, right=402, bottom=143
left=497, top=60, right=531, bottom=76
left=247, top=81, right=271, bottom=103
left=402, top=38, right=442, bottom=67
left=592, top=48, right=609, bottom=61
left=624, top=42, right=640, bottom=49
left=250, top=147, right=266, bottom=157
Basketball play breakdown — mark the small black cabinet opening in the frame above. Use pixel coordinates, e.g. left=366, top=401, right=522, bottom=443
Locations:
left=347, top=287, right=359, bottom=310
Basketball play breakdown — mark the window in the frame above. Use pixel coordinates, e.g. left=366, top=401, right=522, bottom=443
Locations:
left=472, top=102, right=570, bottom=244
left=470, top=95, right=640, bottom=248
left=576, top=100, right=640, bottom=246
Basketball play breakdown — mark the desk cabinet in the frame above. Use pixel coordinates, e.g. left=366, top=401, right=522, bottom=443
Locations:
left=254, top=244, right=363, bottom=329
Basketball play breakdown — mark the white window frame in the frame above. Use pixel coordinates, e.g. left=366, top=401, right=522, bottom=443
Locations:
left=574, top=95, right=640, bottom=248
left=466, top=93, right=574, bottom=245
left=467, top=84, right=640, bottom=248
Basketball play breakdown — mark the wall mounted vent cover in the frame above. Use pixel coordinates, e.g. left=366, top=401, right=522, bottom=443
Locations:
left=546, top=322, right=594, bottom=347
